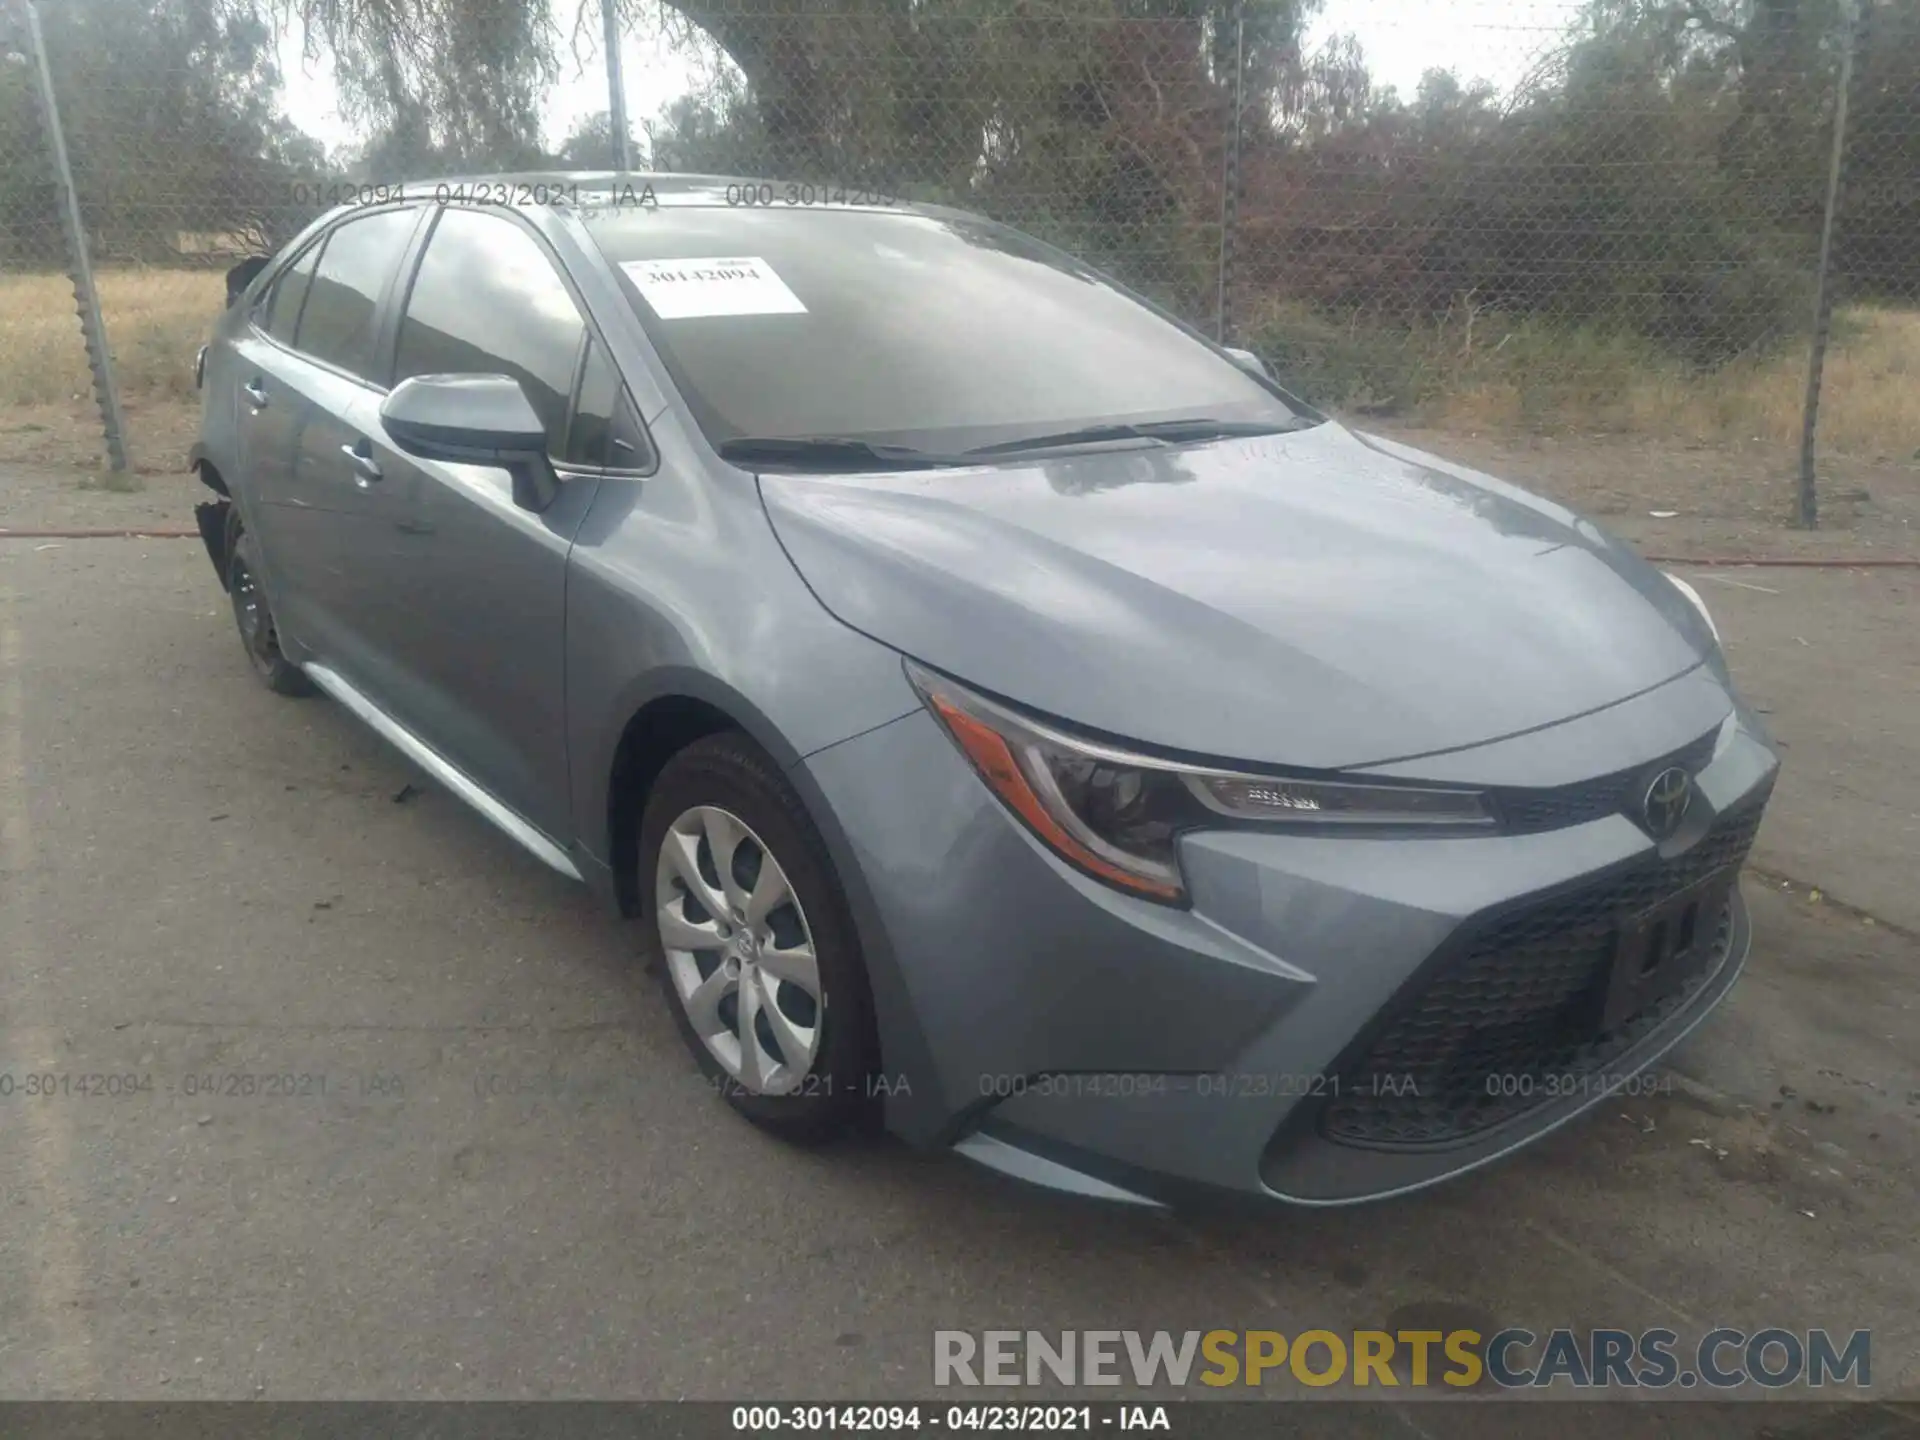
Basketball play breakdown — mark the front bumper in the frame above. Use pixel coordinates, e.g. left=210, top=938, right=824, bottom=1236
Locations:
left=800, top=674, right=1779, bottom=1205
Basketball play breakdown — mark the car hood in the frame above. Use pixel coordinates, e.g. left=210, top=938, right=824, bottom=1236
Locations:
left=757, top=422, right=1714, bottom=770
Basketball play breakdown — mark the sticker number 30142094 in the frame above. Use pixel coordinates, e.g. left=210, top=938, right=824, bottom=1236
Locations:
left=619, top=256, right=809, bottom=319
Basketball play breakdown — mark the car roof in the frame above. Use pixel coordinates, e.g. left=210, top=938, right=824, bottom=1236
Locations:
left=385, top=170, right=982, bottom=225
left=269, top=170, right=994, bottom=302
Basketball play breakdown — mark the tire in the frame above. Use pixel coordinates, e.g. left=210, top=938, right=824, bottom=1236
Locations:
left=223, top=513, right=313, bottom=698
left=638, top=731, right=877, bottom=1143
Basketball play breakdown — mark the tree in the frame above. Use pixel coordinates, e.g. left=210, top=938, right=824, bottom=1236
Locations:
left=645, top=92, right=760, bottom=171
left=1832, top=0, right=1920, bottom=299
left=556, top=108, right=618, bottom=166
left=0, top=0, right=324, bottom=264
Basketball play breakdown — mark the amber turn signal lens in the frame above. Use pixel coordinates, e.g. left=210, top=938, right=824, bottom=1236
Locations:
left=926, top=693, right=1184, bottom=902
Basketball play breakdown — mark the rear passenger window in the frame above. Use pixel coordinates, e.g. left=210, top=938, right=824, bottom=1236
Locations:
left=263, top=241, right=322, bottom=346
left=293, top=209, right=418, bottom=381
left=395, top=207, right=586, bottom=449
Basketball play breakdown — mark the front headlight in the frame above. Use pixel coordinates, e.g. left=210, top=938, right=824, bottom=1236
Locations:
left=1663, top=572, right=1721, bottom=646
left=906, top=661, right=1493, bottom=905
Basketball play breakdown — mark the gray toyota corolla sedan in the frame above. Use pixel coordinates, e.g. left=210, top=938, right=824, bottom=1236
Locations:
left=190, top=172, right=1778, bottom=1206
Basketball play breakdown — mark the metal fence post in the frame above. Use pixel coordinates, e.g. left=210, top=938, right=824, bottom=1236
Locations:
left=602, top=0, right=634, bottom=171
left=1214, top=0, right=1245, bottom=345
left=20, top=0, right=129, bottom=474
left=1796, top=0, right=1860, bottom=530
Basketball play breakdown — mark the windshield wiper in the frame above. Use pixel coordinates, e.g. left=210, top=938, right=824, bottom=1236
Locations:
left=717, top=436, right=973, bottom=471
left=963, top=416, right=1311, bottom=457
left=719, top=418, right=1313, bottom=470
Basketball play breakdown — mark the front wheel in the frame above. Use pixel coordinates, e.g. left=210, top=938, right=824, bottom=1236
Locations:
left=638, top=732, right=876, bottom=1142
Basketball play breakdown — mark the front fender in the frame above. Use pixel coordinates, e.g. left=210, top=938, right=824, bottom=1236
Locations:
left=575, top=660, right=918, bottom=873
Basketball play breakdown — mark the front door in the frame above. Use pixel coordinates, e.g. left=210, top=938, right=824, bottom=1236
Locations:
left=367, top=206, right=644, bottom=844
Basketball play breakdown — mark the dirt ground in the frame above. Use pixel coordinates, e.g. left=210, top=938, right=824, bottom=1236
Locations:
left=1, top=408, right=1918, bottom=1422
left=0, top=398, right=198, bottom=478
left=7, top=399, right=1917, bottom=562
left=1370, top=423, right=1920, bottom=559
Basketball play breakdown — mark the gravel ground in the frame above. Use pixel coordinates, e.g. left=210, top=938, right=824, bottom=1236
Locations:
left=0, top=454, right=1915, bottom=1431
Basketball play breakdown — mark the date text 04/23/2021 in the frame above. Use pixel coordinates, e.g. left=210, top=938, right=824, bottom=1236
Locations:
left=731, top=1407, right=1169, bottom=1432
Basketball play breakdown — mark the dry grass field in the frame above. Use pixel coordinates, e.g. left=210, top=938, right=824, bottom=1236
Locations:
left=1245, top=295, right=1920, bottom=463
left=1425, top=305, right=1920, bottom=461
left=2, top=267, right=1916, bottom=452
left=0, top=267, right=1914, bottom=541
left=1, top=267, right=223, bottom=408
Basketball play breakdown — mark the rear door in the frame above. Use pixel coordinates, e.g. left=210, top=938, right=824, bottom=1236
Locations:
left=370, top=205, right=652, bottom=843
left=229, top=206, right=428, bottom=677
left=229, top=235, right=323, bottom=636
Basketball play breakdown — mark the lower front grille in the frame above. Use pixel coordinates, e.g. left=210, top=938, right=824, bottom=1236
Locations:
left=1320, top=802, right=1765, bottom=1150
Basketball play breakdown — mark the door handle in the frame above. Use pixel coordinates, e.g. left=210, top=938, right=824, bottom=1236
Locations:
left=340, top=441, right=383, bottom=486
left=242, top=379, right=268, bottom=410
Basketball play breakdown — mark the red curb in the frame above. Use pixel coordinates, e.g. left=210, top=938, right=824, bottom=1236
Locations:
left=0, top=527, right=200, bottom=539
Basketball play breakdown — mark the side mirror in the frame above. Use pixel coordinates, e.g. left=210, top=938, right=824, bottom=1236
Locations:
left=379, top=373, right=560, bottom=512
left=1222, top=346, right=1273, bottom=381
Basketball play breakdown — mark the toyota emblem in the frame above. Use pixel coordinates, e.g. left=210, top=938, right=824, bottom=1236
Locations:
left=1641, top=766, right=1693, bottom=839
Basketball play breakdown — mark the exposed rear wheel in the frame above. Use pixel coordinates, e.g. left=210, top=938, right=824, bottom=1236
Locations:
left=225, top=517, right=313, bottom=697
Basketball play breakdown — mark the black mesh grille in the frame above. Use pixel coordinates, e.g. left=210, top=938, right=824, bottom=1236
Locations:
left=1320, top=801, right=1765, bottom=1149
left=1491, top=728, right=1722, bottom=835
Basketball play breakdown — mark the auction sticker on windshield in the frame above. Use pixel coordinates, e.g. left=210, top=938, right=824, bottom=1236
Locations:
left=621, top=256, right=808, bottom=318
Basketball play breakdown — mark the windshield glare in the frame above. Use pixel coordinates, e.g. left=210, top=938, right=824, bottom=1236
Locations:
left=582, top=206, right=1311, bottom=455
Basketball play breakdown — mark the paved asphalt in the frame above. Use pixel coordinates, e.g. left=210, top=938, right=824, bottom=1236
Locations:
left=0, top=537, right=1916, bottom=1437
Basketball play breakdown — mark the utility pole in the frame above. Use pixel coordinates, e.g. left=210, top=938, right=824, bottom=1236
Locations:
left=1214, top=0, right=1245, bottom=344
left=602, top=0, right=634, bottom=171
left=1797, top=0, right=1861, bottom=530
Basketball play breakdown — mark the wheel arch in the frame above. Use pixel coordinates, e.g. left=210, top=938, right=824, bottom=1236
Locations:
left=189, top=453, right=237, bottom=589
left=599, top=669, right=808, bottom=920
left=594, top=668, right=940, bottom=1140
left=190, top=445, right=231, bottom=496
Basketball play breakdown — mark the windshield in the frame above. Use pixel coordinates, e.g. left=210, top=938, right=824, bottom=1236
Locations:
left=581, top=205, right=1314, bottom=455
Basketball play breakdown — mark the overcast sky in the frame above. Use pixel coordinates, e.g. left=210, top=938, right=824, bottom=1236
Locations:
left=277, top=0, right=1585, bottom=162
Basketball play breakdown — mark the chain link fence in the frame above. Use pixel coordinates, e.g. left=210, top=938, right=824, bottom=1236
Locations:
left=2, top=0, right=1915, bottom=522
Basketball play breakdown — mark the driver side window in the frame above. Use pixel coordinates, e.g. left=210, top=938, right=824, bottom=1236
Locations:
left=393, top=208, right=585, bottom=453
